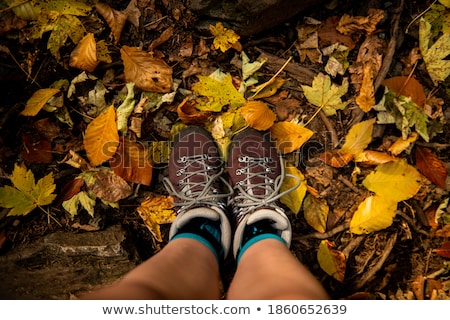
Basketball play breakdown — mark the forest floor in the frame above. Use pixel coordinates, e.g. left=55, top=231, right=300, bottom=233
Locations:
left=0, top=0, right=449, bottom=299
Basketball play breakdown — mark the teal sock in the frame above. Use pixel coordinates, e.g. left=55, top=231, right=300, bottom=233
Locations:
left=237, top=220, right=286, bottom=263
left=171, top=218, right=223, bottom=262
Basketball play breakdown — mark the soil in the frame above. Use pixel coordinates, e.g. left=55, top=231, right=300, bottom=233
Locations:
left=0, top=0, right=449, bottom=300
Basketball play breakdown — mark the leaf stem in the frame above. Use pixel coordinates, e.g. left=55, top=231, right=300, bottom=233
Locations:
left=405, top=0, right=437, bottom=34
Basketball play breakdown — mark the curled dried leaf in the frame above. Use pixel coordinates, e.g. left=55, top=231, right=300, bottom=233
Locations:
left=177, top=97, right=210, bottom=125
left=96, top=2, right=128, bottom=44
left=240, top=101, right=276, bottom=131
left=337, top=8, right=384, bottom=35
left=70, top=33, right=98, bottom=73
left=120, top=45, right=173, bottom=93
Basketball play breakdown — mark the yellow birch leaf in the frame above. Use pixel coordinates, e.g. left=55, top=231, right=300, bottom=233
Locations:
left=280, top=163, right=308, bottom=214
left=137, top=195, right=176, bottom=242
left=438, top=0, right=450, bottom=7
left=69, top=32, right=99, bottom=73
left=120, top=45, right=173, bottom=93
left=303, top=194, right=329, bottom=233
left=350, top=195, right=397, bottom=234
left=317, top=240, right=346, bottom=282
left=270, top=121, right=314, bottom=154
left=240, top=101, right=276, bottom=131
left=362, top=159, right=421, bottom=202
left=341, top=118, right=376, bottom=154
left=22, top=88, right=60, bottom=116
left=83, top=105, right=120, bottom=167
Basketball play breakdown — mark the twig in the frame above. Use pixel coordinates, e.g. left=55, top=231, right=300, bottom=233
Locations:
left=338, top=175, right=360, bottom=194
left=294, top=222, right=350, bottom=240
left=342, top=235, right=366, bottom=258
left=318, top=110, right=339, bottom=147
left=351, top=232, right=398, bottom=291
left=397, top=211, right=429, bottom=237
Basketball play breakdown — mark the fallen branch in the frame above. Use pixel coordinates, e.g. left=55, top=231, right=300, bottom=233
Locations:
left=294, top=222, right=350, bottom=240
left=350, top=232, right=398, bottom=291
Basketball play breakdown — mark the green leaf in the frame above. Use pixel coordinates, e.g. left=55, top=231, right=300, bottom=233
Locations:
left=116, top=82, right=136, bottom=133
left=241, top=51, right=265, bottom=80
left=301, top=73, right=349, bottom=116
left=192, top=73, right=246, bottom=112
left=62, top=191, right=96, bottom=219
left=0, top=164, right=56, bottom=216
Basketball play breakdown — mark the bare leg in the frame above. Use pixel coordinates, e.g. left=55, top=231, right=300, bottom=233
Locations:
left=81, top=238, right=221, bottom=300
left=227, top=239, right=329, bottom=300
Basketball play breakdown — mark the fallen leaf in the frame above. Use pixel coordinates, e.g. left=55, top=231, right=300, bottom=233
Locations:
left=362, top=159, right=421, bottom=202
left=280, top=163, right=308, bottom=214
left=303, top=194, right=329, bottom=233
left=177, top=97, right=210, bottom=125
left=240, top=101, right=276, bottom=131
left=319, top=150, right=354, bottom=168
left=318, top=16, right=356, bottom=50
left=270, top=121, right=314, bottom=154
left=350, top=195, right=398, bottom=234
left=317, top=240, right=346, bottom=282
left=388, top=132, right=418, bottom=156
left=137, top=195, right=176, bottom=242
left=209, top=22, right=240, bottom=52
left=435, top=225, right=450, bottom=238
left=96, top=2, right=128, bottom=44
left=69, top=32, right=98, bottom=73
left=435, top=198, right=450, bottom=225
left=383, top=76, right=427, bottom=108
left=87, top=169, right=132, bottom=203
left=148, top=26, right=174, bottom=52
left=341, top=118, right=376, bottom=154
left=21, top=88, right=60, bottom=116
left=419, top=18, right=450, bottom=84
left=415, top=146, right=448, bottom=188
left=192, top=73, right=246, bottom=112
left=121, top=45, right=173, bottom=93
left=439, top=0, right=450, bottom=7
left=337, top=8, right=384, bottom=35
left=55, top=177, right=85, bottom=206
left=355, top=63, right=375, bottom=112
left=354, top=150, right=397, bottom=166
left=21, top=134, right=52, bottom=164
left=412, top=275, right=425, bottom=300
left=434, top=241, right=450, bottom=259
left=116, top=82, right=136, bottom=133
left=83, top=105, right=120, bottom=167
left=110, top=137, right=153, bottom=186
left=62, top=190, right=96, bottom=219
left=0, top=163, right=56, bottom=216
left=301, top=73, right=349, bottom=116
left=148, top=141, right=171, bottom=164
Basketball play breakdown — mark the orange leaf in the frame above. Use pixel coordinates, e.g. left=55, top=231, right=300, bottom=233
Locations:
left=120, top=45, right=173, bottom=93
left=21, top=88, right=60, bottom=116
left=177, top=97, right=210, bottom=125
left=415, top=146, right=447, bottom=188
left=270, top=121, right=314, bottom=154
left=87, top=169, right=132, bottom=203
left=383, top=76, right=426, bottom=107
left=354, top=150, right=397, bottom=166
left=110, top=137, right=153, bottom=186
left=355, top=63, right=375, bottom=112
left=95, top=2, right=128, bottom=45
left=434, top=241, right=450, bottom=259
left=84, top=105, right=119, bottom=167
left=319, top=150, right=354, bottom=168
left=240, top=101, right=276, bottom=131
left=69, top=33, right=98, bottom=73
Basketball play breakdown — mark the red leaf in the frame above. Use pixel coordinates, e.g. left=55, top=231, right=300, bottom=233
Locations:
left=434, top=241, right=450, bottom=259
left=415, top=146, right=447, bottom=188
left=21, top=134, right=52, bottom=164
left=55, top=178, right=85, bottom=206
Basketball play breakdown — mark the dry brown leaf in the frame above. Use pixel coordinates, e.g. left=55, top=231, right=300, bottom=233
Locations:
left=337, top=8, right=384, bottom=35
left=83, top=105, right=120, bottom=167
left=270, top=121, right=314, bottom=154
left=383, top=76, right=427, bottom=107
left=434, top=241, right=450, bottom=259
left=96, top=2, right=128, bottom=44
left=415, top=146, right=448, bottom=188
left=179, top=34, right=194, bottom=57
left=355, top=62, right=375, bottom=112
left=177, top=97, right=210, bottom=125
left=435, top=224, right=450, bottom=238
left=120, top=45, right=173, bottom=93
left=318, top=16, right=356, bottom=50
left=21, top=134, right=52, bottom=164
left=55, top=178, right=85, bottom=206
left=69, top=33, right=99, bottom=73
left=148, top=26, right=174, bottom=52
left=110, top=137, right=153, bottom=186
left=319, top=150, right=354, bottom=168
left=87, top=169, right=132, bottom=202
left=240, top=101, right=276, bottom=131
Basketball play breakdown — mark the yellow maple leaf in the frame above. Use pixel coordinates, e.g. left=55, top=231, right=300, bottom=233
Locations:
left=0, top=164, right=56, bottom=216
left=209, top=22, right=240, bottom=52
left=350, top=195, right=397, bottom=234
left=137, top=195, right=176, bottom=242
left=83, top=105, right=120, bottom=167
